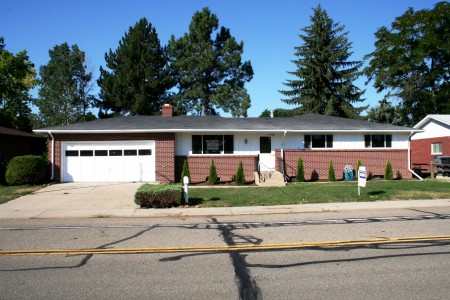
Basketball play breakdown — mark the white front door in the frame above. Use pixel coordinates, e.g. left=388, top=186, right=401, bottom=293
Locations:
left=62, top=141, right=155, bottom=182
left=259, top=136, right=275, bottom=171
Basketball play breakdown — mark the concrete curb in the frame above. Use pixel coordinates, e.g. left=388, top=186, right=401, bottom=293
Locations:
left=1, top=199, right=449, bottom=219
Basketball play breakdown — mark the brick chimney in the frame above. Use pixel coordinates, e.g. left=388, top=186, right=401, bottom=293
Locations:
left=162, top=104, right=173, bottom=117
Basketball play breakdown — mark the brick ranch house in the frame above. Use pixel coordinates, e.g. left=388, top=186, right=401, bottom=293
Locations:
left=411, top=114, right=450, bottom=174
left=34, top=105, right=421, bottom=183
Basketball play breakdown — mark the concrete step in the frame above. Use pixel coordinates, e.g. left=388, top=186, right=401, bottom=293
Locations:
left=255, top=171, right=286, bottom=187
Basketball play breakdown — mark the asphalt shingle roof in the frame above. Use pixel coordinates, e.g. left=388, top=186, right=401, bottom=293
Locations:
left=34, top=113, right=416, bottom=133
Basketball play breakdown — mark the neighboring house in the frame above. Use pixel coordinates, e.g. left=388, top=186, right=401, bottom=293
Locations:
left=411, top=115, right=450, bottom=174
left=34, top=104, right=419, bottom=183
left=0, top=126, right=47, bottom=180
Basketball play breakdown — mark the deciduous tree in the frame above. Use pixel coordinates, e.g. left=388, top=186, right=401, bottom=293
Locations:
left=364, top=2, right=450, bottom=125
left=36, top=43, right=95, bottom=127
left=0, top=37, right=37, bottom=131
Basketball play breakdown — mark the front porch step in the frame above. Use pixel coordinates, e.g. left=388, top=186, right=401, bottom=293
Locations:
left=255, top=171, right=286, bottom=187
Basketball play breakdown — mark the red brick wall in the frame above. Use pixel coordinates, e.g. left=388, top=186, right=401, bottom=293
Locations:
left=276, top=149, right=410, bottom=180
left=411, top=137, right=450, bottom=171
left=175, top=155, right=258, bottom=182
left=49, top=133, right=175, bottom=183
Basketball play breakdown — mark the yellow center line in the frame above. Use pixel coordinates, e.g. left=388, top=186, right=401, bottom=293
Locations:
left=1, top=235, right=449, bottom=257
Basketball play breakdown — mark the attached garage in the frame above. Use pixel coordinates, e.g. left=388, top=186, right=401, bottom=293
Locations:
left=61, top=141, right=155, bottom=182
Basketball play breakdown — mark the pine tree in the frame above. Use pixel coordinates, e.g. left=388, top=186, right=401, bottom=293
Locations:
left=296, top=156, right=305, bottom=182
left=356, top=160, right=362, bottom=180
left=280, top=5, right=366, bottom=119
left=181, top=159, right=190, bottom=184
left=208, top=160, right=218, bottom=185
left=168, top=7, right=253, bottom=117
left=98, top=18, right=174, bottom=117
left=328, top=160, right=336, bottom=181
left=235, top=161, right=245, bottom=185
left=385, top=159, right=393, bottom=180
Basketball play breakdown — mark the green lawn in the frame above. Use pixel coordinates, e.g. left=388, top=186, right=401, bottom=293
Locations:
left=188, top=180, right=450, bottom=207
left=0, top=185, right=43, bottom=205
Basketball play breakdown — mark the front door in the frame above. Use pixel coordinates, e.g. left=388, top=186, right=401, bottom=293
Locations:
left=259, top=136, right=275, bottom=171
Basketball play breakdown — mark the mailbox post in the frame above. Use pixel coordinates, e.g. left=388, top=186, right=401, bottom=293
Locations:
left=183, top=176, right=190, bottom=204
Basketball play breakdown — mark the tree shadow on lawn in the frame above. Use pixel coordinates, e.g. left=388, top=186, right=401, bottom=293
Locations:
left=188, top=197, right=221, bottom=206
left=368, top=190, right=386, bottom=196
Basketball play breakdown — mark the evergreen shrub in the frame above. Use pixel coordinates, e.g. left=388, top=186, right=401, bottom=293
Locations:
left=181, top=159, right=190, bottom=184
left=134, top=184, right=182, bottom=208
left=208, top=160, right=218, bottom=185
left=5, top=155, right=48, bottom=185
left=328, top=160, right=336, bottom=181
left=385, top=159, right=394, bottom=180
left=296, top=156, right=305, bottom=182
left=235, top=161, right=246, bottom=185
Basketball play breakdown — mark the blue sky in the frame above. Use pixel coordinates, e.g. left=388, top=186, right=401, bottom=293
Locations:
left=1, top=0, right=438, bottom=117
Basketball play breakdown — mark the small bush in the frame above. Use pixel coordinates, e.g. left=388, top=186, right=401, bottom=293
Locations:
left=181, top=159, right=190, bottom=184
left=296, top=156, right=305, bottom=182
left=355, top=160, right=362, bottom=180
left=235, top=161, right=246, bottom=185
left=134, top=184, right=182, bottom=208
left=208, top=160, right=218, bottom=185
left=328, top=160, right=336, bottom=181
left=385, top=159, right=394, bottom=180
left=5, top=155, right=48, bottom=185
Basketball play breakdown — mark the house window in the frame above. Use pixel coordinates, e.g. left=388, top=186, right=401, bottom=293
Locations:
left=365, top=135, right=392, bottom=148
left=304, top=135, right=333, bottom=148
left=192, top=135, right=234, bottom=154
left=431, top=143, right=442, bottom=155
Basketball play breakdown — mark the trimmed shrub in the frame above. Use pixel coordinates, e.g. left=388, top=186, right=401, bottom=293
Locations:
left=134, top=184, right=182, bottom=208
left=385, top=159, right=394, bottom=180
left=328, top=160, right=336, bottom=181
left=296, top=156, right=305, bottom=182
left=5, top=155, right=48, bottom=185
left=181, top=159, right=191, bottom=184
left=235, top=161, right=246, bottom=185
left=208, top=160, right=218, bottom=185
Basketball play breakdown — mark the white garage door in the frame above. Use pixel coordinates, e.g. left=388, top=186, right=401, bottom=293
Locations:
left=62, top=141, right=155, bottom=182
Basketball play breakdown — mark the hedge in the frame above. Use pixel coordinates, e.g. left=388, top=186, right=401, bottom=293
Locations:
left=134, top=184, right=182, bottom=208
left=5, top=155, right=48, bottom=185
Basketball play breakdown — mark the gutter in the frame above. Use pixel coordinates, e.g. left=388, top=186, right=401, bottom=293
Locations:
left=48, top=131, right=55, bottom=181
left=408, top=131, right=423, bottom=180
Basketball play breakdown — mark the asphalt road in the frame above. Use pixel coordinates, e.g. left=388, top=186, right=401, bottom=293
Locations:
left=1, top=207, right=449, bottom=299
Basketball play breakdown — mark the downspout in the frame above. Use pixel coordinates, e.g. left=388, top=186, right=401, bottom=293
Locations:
left=48, top=131, right=55, bottom=181
left=408, top=131, right=423, bottom=180
left=281, top=131, right=287, bottom=181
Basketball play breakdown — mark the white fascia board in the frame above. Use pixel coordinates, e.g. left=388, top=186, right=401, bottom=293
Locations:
left=34, top=128, right=422, bottom=134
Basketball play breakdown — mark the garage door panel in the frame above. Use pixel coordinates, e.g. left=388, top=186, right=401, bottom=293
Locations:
left=62, top=141, right=155, bottom=182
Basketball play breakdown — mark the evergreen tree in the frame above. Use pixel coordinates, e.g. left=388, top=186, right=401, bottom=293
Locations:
left=235, top=161, right=245, bottom=185
left=0, top=37, right=37, bottom=132
left=208, top=159, right=218, bottom=185
left=168, top=7, right=253, bottom=117
left=181, top=159, right=191, bottom=183
left=366, top=98, right=405, bottom=125
left=328, top=160, right=336, bottom=181
left=36, top=43, right=94, bottom=127
left=385, top=159, right=394, bottom=180
left=98, top=18, right=174, bottom=117
left=296, top=156, right=305, bottom=182
left=364, top=2, right=450, bottom=125
left=356, top=160, right=362, bottom=180
left=279, top=5, right=366, bottom=119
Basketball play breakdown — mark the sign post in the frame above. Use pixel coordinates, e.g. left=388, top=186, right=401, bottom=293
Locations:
left=358, top=166, right=366, bottom=196
left=183, top=176, right=190, bottom=204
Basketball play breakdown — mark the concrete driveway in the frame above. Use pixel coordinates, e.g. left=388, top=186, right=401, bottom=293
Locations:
left=0, top=182, right=142, bottom=219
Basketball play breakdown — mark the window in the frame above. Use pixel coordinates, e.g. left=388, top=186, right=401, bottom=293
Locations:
left=109, top=150, right=123, bottom=156
left=260, top=137, right=271, bottom=153
left=80, top=150, right=93, bottom=156
left=365, top=135, right=392, bottom=148
left=124, top=150, right=137, bottom=156
left=304, top=135, right=333, bottom=148
left=95, top=150, right=108, bottom=156
left=192, top=135, right=234, bottom=154
left=138, top=149, right=152, bottom=156
left=431, top=143, right=442, bottom=155
left=65, top=150, right=79, bottom=156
